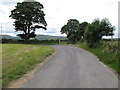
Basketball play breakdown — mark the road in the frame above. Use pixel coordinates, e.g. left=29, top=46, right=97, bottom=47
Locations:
left=21, top=45, right=118, bottom=88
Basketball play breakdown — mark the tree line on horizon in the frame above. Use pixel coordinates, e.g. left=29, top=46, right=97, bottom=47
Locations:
left=60, top=18, right=115, bottom=48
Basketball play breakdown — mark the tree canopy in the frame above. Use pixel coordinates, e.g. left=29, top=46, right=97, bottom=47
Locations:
left=10, top=0, right=47, bottom=40
left=61, top=18, right=115, bottom=47
left=84, top=18, right=115, bottom=48
left=61, top=19, right=88, bottom=43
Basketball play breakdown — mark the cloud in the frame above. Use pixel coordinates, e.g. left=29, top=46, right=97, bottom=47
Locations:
left=0, top=0, right=21, bottom=6
left=35, top=27, right=65, bottom=36
left=45, top=28, right=58, bottom=33
left=0, top=1, right=16, bottom=6
left=2, top=33, right=17, bottom=36
left=0, top=0, right=119, bottom=37
left=0, top=8, right=6, bottom=14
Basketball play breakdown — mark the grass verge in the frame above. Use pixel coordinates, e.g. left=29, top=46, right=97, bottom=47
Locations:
left=2, top=44, right=54, bottom=87
left=77, top=42, right=119, bottom=76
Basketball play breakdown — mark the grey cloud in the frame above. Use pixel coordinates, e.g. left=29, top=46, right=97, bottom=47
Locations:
left=2, top=26, right=14, bottom=33
left=36, top=27, right=58, bottom=34
left=0, top=0, right=19, bottom=6
left=46, top=28, right=58, bottom=33
left=2, top=29, right=14, bottom=33
left=0, top=22, right=9, bottom=26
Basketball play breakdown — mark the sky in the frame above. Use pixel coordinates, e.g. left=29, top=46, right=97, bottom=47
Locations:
left=0, top=0, right=119, bottom=38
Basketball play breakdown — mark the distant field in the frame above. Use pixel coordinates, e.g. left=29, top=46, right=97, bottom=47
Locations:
left=78, top=41, right=120, bottom=76
left=2, top=44, right=54, bottom=87
left=39, top=40, right=68, bottom=45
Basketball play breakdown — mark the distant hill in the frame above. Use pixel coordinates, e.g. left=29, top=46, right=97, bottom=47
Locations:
left=1, top=35, right=67, bottom=40
left=35, top=34, right=67, bottom=40
left=0, top=35, right=20, bottom=40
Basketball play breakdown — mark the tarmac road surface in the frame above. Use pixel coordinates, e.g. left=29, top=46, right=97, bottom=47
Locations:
left=21, top=45, right=118, bottom=88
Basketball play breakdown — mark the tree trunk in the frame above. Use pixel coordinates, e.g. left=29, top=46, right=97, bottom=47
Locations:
left=111, top=35, right=113, bottom=41
left=27, top=21, right=31, bottom=40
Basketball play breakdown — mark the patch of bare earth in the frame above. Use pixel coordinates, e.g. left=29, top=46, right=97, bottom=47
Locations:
left=6, top=50, right=56, bottom=88
left=23, top=46, right=37, bottom=53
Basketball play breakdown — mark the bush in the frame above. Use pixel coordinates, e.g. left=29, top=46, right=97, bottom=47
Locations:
left=103, top=41, right=119, bottom=54
left=84, top=18, right=115, bottom=48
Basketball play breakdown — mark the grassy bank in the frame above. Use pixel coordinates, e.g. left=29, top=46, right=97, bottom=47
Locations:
left=2, top=44, right=54, bottom=87
left=78, top=41, right=120, bottom=76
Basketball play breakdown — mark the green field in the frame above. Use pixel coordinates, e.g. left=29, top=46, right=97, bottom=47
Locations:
left=78, top=41, right=120, bottom=76
left=2, top=44, right=54, bottom=87
left=39, top=41, right=68, bottom=45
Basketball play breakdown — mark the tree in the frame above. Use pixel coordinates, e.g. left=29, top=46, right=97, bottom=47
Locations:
left=9, top=0, right=47, bottom=40
left=60, top=19, right=80, bottom=43
left=61, top=25, right=68, bottom=35
left=84, top=18, right=115, bottom=48
left=100, top=18, right=115, bottom=40
left=76, top=22, right=89, bottom=41
left=84, top=23, right=99, bottom=48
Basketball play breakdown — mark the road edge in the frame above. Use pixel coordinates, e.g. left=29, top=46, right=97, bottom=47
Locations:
left=5, top=49, right=56, bottom=88
left=76, top=45, right=119, bottom=79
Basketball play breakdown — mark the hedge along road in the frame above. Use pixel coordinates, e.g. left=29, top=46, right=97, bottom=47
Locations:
left=21, top=45, right=118, bottom=88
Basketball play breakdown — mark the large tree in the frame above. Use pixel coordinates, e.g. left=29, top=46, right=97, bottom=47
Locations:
left=61, top=19, right=89, bottom=43
left=61, top=19, right=80, bottom=43
left=84, top=18, right=115, bottom=48
left=10, top=0, right=47, bottom=40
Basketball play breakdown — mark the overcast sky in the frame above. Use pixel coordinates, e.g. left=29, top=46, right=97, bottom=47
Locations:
left=0, top=0, right=119, bottom=38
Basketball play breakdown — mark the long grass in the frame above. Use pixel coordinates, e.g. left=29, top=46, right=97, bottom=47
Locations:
left=2, top=44, right=54, bottom=87
left=78, top=41, right=120, bottom=76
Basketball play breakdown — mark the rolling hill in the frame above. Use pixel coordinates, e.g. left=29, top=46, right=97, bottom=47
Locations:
left=0, top=35, right=20, bottom=40
left=35, top=35, right=67, bottom=40
left=1, top=35, right=67, bottom=40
